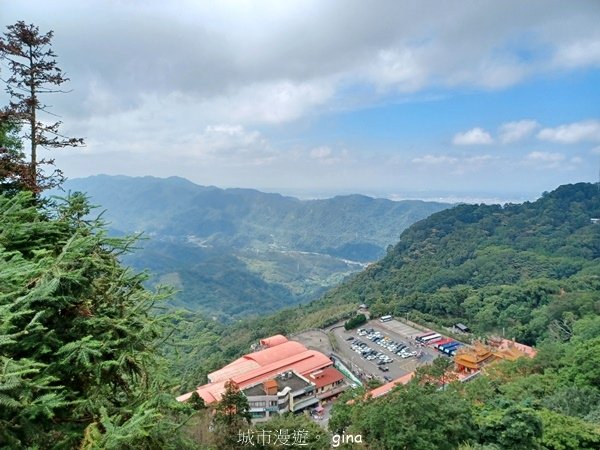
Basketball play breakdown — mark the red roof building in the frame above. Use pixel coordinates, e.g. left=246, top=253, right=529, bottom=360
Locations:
left=177, top=335, right=340, bottom=405
left=307, top=366, right=346, bottom=399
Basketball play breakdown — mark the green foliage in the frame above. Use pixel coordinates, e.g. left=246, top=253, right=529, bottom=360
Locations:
left=328, top=388, right=365, bottom=434
left=213, top=380, right=252, bottom=450
left=324, top=182, right=600, bottom=345
left=475, top=404, right=543, bottom=450
left=189, top=391, right=206, bottom=411
left=414, top=356, right=455, bottom=385
left=337, top=382, right=476, bottom=449
left=344, top=313, right=367, bottom=330
left=0, top=119, right=29, bottom=196
left=0, top=192, right=195, bottom=449
left=537, top=409, right=600, bottom=450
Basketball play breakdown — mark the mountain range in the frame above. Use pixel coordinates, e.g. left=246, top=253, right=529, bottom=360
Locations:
left=57, top=175, right=449, bottom=319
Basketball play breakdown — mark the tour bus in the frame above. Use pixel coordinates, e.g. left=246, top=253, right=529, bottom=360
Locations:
left=379, top=315, right=393, bottom=323
left=416, top=332, right=436, bottom=342
left=420, top=333, right=442, bottom=343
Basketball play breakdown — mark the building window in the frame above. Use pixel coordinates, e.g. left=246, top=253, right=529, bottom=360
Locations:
left=250, top=401, right=266, bottom=408
left=269, top=400, right=277, bottom=406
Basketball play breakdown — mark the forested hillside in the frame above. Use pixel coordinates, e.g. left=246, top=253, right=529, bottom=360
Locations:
left=59, top=175, right=448, bottom=319
left=325, top=182, right=600, bottom=344
left=169, top=182, right=600, bottom=392
left=323, top=184, right=600, bottom=449
left=165, top=182, right=600, bottom=449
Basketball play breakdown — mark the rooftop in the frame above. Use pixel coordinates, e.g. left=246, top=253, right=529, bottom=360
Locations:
left=209, top=340, right=308, bottom=383
left=307, top=367, right=345, bottom=389
left=177, top=335, right=333, bottom=405
left=243, top=371, right=311, bottom=397
left=370, top=372, right=415, bottom=398
left=260, top=335, right=288, bottom=347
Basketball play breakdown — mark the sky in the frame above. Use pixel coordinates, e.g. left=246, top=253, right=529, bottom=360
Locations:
left=2, top=0, right=600, bottom=202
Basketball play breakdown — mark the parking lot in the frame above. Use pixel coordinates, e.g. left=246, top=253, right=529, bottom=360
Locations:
left=332, top=319, right=440, bottom=383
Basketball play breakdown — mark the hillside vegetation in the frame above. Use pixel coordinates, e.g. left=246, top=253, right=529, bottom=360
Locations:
left=169, top=183, right=600, bottom=393
left=324, top=182, right=600, bottom=344
left=59, top=175, right=448, bottom=319
left=167, top=182, right=600, bottom=449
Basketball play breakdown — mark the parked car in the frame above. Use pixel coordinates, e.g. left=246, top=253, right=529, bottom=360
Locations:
left=378, top=366, right=389, bottom=372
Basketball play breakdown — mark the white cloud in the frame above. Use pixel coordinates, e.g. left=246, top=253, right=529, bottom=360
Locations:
left=553, top=40, right=600, bottom=69
left=452, top=128, right=494, bottom=146
left=591, top=146, right=600, bottom=155
left=309, top=146, right=348, bottom=165
left=537, top=120, right=600, bottom=144
left=5, top=1, right=600, bottom=126
left=310, top=146, right=332, bottom=159
left=412, top=155, right=459, bottom=165
left=525, top=151, right=565, bottom=168
left=411, top=154, right=498, bottom=177
left=464, top=155, right=495, bottom=164
left=498, top=120, right=539, bottom=144
left=368, top=48, right=428, bottom=92
left=4, top=1, right=598, bottom=193
left=212, top=80, right=335, bottom=125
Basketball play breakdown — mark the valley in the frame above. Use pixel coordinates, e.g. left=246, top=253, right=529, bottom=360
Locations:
left=59, top=175, right=448, bottom=320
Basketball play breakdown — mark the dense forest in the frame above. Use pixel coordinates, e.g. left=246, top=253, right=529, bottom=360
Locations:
left=325, top=182, right=600, bottom=345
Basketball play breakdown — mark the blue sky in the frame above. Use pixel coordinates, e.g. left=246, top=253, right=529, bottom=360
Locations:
left=3, top=0, right=600, bottom=202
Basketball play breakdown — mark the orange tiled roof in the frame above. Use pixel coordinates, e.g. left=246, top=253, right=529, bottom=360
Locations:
left=208, top=359, right=261, bottom=383
left=495, top=339, right=537, bottom=358
left=208, top=340, right=308, bottom=383
left=370, top=372, right=414, bottom=398
left=260, top=335, right=288, bottom=347
left=178, top=339, right=334, bottom=405
left=308, top=367, right=345, bottom=389
left=264, top=379, right=278, bottom=389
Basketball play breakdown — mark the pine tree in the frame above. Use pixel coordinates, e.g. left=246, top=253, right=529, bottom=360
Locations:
left=0, top=21, right=84, bottom=193
left=0, top=191, right=196, bottom=449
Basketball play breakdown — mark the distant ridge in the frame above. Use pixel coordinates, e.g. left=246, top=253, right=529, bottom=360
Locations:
left=57, top=175, right=450, bottom=319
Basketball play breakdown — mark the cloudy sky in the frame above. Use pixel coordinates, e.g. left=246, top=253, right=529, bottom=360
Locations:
left=2, top=0, right=600, bottom=201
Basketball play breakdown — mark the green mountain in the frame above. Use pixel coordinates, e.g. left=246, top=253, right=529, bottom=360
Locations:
left=167, top=182, right=600, bottom=390
left=321, top=182, right=600, bottom=343
left=166, top=182, right=600, bottom=449
left=58, top=175, right=448, bottom=319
